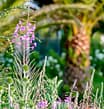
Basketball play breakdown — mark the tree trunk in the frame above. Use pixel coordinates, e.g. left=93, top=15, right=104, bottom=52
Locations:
left=64, top=26, right=90, bottom=91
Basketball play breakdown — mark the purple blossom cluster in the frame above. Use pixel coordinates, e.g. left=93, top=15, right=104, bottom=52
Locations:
left=36, top=100, right=48, bottom=109
left=52, top=97, right=73, bottom=109
left=64, top=96, right=71, bottom=103
left=12, top=20, right=37, bottom=50
left=36, top=97, right=73, bottom=109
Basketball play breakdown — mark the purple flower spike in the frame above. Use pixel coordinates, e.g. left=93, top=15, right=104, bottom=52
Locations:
left=37, top=100, right=48, bottom=109
left=29, top=31, right=33, bottom=34
left=32, top=33, right=35, bottom=39
left=27, top=22, right=32, bottom=27
left=20, top=26, right=25, bottom=31
left=13, top=33, right=18, bottom=37
left=23, top=35, right=29, bottom=40
left=30, top=39, right=32, bottom=43
left=32, top=25, right=36, bottom=31
left=12, top=20, right=37, bottom=50
left=64, top=96, right=71, bottom=103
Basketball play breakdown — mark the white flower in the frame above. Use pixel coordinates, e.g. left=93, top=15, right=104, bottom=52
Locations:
left=99, top=72, right=103, bottom=76
left=48, top=56, right=54, bottom=62
left=53, top=59, right=58, bottom=63
left=59, top=71, right=63, bottom=77
left=95, top=49, right=100, bottom=54
left=100, top=34, right=104, bottom=44
left=95, top=53, right=104, bottom=60
left=61, top=52, right=66, bottom=58
left=89, top=56, right=93, bottom=60
left=55, top=64, right=60, bottom=70
left=46, top=61, right=50, bottom=66
left=8, top=59, right=13, bottom=63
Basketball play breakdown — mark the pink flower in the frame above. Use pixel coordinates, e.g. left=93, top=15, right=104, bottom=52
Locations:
left=32, top=33, right=35, bottom=39
left=52, top=101, right=57, bottom=109
left=37, top=100, right=48, bottom=109
left=19, top=20, right=22, bottom=25
left=13, top=32, right=18, bottom=37
left=64, top=96, right=71, bottom=103
left=12, top=20, right=37, bottom=50
left=20, top=26, right=25, bottom=31
left=27, top=22, right=32, bottom=27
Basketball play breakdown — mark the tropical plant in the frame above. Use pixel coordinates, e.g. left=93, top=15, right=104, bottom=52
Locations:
left=61, top=0, right=104, bottom=91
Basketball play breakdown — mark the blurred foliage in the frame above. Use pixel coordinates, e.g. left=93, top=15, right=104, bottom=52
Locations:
left=0, top=0, right=99, bottom=52
left=46, top=50, right=66, bottom=78
left=89, top=32, right=104, bottom=98
left=91, top=32, right=104, bottom=76
left=0, top=0, right=26, bottom=11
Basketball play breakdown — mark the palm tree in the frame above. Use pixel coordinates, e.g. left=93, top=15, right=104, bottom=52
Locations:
left=0, top=0, right=104, bottom=91
left=63, top=0, right=104, bottom=91
left=0, top=0, right=26, bottom=52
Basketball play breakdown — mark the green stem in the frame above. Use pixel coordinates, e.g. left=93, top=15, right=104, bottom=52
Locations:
left=0, top=94, right=1, bottom=109
left=8, top=84, right=11, bottom=109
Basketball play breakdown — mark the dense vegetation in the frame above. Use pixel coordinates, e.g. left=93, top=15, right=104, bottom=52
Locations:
left=0, top=0, right=104, bottom=108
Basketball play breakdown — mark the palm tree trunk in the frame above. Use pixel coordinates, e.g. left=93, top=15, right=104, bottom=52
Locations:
left=64, top=26, right=90, bottom=91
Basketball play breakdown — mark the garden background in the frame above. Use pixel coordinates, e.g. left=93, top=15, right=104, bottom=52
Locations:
left=0, top=0, right=104, bottom=108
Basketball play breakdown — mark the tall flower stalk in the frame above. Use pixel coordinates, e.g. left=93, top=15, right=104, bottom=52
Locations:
left=12, top=20, right=36, bottom=76
left=12, top=20, right=38, bottom=108
left=11, top=19, right=62, bottom=108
